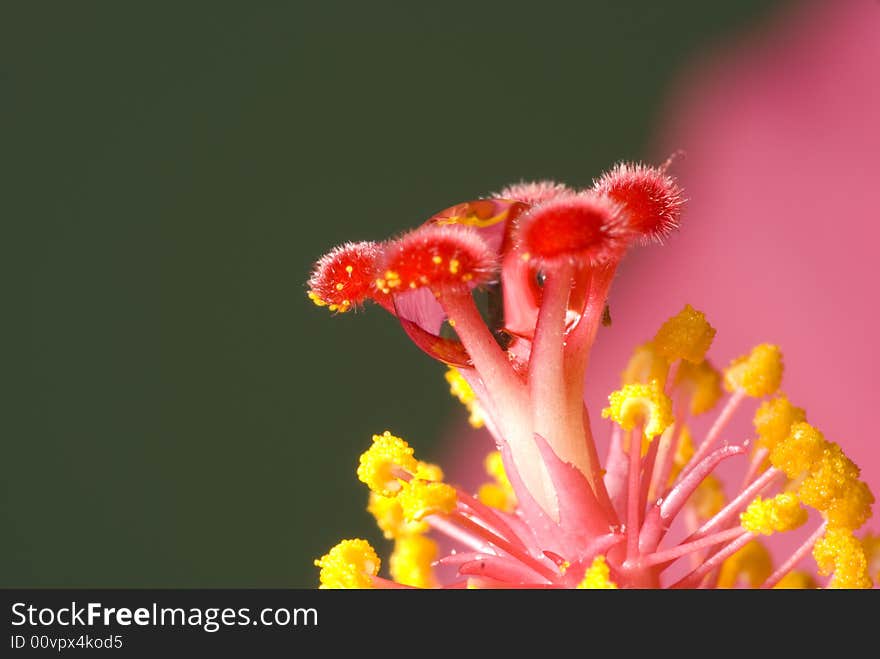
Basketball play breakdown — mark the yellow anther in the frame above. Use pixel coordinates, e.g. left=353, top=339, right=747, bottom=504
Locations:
left=477, top=451, right=516, bottom=512
left=825, top=481, right=874, bottom=531
left=769, top=422, right=827, bottom=479
left=802, top=474, right=874, bottom=532
left=324, top=298, right=352, bottom=312
left=335, top=282, right=344, bottom=291
left=444, top=367, right=486, bottom=428
left=717, top=540, right=772, bottom=588
left=740, top=493, right=807, bottom=535
left=772, top=571, right=817, bottom=589
left=345, top=265, right=354, bottom=274
left=390, top=534, right=438, bottom=588
left=770, top=422, right=874, bottom=530
left=675, top=359, right=722, bottom=416
left=398, top=479, right=457, bottom=522
left=813, top=528, right=873, bottom=589
left=307, top=290, right=328, bottom=307
left=432, top=255, right=442, bottom=264
left=691, top=474, right=726, bottom=521
left=314, top=539, right=380, bottom=589
left=415, top=461, right=444, bottom=482
left=602, top=380, right=674, bottom=440
left=367, top=492, right=428, bottom=539
left=357, top=431, right=419, bottom=496
left=669, top=424, right=694, bottom=485
left=652, top=304, right=716, bottom=364
left=797, top=443, right=873, bottom=530
left=621, top=341, right=669, bottom=386
left=485, top=450, right=507, bottom=483
left=724, top=343, right=783, bottom=398
left=576, top=555, right=618, bottom=589
left=754, top=395, right=806, bottom=452
left=383, top=270, right=401, bottom=289
left=477, top=483, right=510, bottom=511
left=449, top=258, right=460, bottom=274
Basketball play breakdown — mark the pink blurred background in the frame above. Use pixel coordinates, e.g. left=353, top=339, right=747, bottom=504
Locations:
left=446, top=0, right=880, bottom=537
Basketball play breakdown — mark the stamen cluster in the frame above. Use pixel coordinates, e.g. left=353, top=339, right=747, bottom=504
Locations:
left=308, top=162, right=876, bottom=589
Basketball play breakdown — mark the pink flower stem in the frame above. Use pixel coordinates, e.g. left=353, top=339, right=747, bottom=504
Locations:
left=605, top=425, right=627, bottom=516
left=679, top=390, right=746, bottom=482
left=741, top=447, right=769, bottom=488
left=639, top=526, right=748, bottom=568
left=448, top=512, right=560, bottom=583
left=760, top=522, right=827, bottom=589
left=670, top=531, right=756, bottom=589
left=638, top=434, right=660, bottom=524
left=688, top=467, right=783, bottom=542
left=529, top=261, right=593, bottom=479
left=499, top=245, right=540, bottom=338
left=563, top=263, right=618, bottom=505
left=582, top=405, right=620, bottom=525
left=572, top=533, right=627, bottom=566
left=626, top=428, right=644, bottom=560
left=428, top=515, right=492, bottom=553
left=438, top=287, right=558, bottom=518
left=675, top=467, right=783, bottom=585
left=649, top=400, right=688, bottom=502
left=683, top=508, right=704, bottom=569
left=639, top=444, right=747, bottom=552
left=455, top=489, right=523, bottom=547
left=436, top=287, right=526, bottom=411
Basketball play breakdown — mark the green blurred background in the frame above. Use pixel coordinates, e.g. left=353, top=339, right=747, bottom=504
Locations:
left=5, top=1, right=781, bottom=587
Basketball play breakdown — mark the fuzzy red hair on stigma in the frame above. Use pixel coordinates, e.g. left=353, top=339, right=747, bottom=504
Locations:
left=307, top=241, right=381, bottom=312
left=376, top=225, right=497, bottom=294
left=592, top=162, right=684, bottom=244
left=514, top=192, right=630, bottom=265
left=496, top=180, right=572, bottom=206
